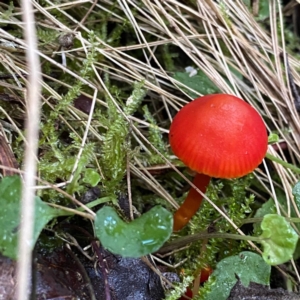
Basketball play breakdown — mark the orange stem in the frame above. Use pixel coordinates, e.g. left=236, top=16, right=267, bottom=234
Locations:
left=173, top=173, right=211, bottom=231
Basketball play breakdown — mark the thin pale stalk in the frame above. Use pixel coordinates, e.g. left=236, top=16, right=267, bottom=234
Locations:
left=17, top=1, right=42, bottom=299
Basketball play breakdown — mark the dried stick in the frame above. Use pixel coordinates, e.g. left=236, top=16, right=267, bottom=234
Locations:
left=16, top=0, right=42, bottom=299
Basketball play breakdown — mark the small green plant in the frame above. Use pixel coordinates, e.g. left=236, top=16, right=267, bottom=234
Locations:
left=201, top=251, right=271, bottom=300
left=100, top=80, right=147, bottom=194
left=173, top=70, right=221, bottom=98
left=0, top=175, right=173, bottom=259
left=0, top=176, right=68, bottom=259
left=259, top=214, right=298, bottom=265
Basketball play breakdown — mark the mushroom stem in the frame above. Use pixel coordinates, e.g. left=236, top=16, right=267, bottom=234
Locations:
left=173, top=173, right=211, bottom=231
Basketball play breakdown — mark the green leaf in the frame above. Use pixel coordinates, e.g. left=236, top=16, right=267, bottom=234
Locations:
left=260, top=214, right=298, bottom=265
left=83, top=168, right=101, bottom=186
left=291, top=183, right=300, bottom=260
left=253, top=199, right=276, bottom=233
left=0, top=176, right=67, bottom=260
left=292, top=181, right=300, bottom=211
left=203, top=251, right=270, bottom=300
left=94, top=206, right=173, bottom=257
left=256, top=0, right=270, bottom=20
left=268, top=133, right=279, bottom=144
left=243, top=0, right=270, bottom=20
left=173, top=70, right=220, bottom=98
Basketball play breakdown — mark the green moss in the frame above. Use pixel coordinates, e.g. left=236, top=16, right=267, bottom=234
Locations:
left=164, top=275, right=194, bottom=300
left=142, top=105, right=167, bottom=164
left=100, top=80, right=146, bottom=194
left=1, top=1, right=14, bottom=19
left=36, top=27, right=59, bottom=45
left=161, top=44, right=176, bottom=71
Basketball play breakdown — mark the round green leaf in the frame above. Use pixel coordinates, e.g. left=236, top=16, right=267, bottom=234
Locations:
left=94, top=206, right=173, bottom=257
left=260, top=214, right=298, bottom=265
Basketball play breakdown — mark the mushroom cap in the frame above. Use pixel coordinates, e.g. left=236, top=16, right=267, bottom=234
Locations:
left=169, top=94, right=268, bottom=178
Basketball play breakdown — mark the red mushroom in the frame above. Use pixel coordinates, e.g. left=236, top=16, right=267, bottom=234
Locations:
left=169, top=94, right=268, bottom=231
